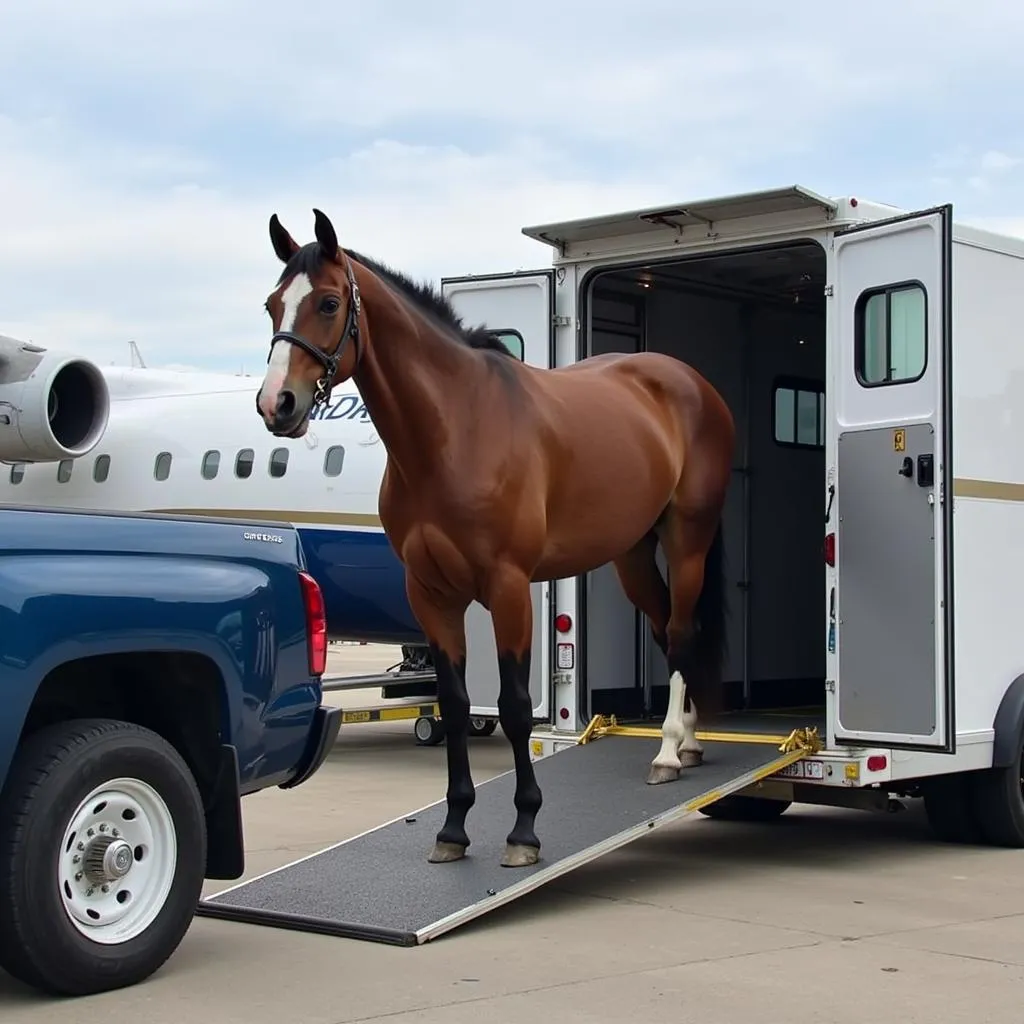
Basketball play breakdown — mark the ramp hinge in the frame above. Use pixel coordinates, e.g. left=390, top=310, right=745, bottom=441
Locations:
left=552, top=315, right=572, bottom=327
left=823, top=284, right=834, bottom=298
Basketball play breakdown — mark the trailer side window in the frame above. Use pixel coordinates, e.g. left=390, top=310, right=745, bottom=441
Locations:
left=773, top=379, right=825, bottom=449
left=856, top=283, right=926, bottom=386
left=487, top=330, right=525, bottom=361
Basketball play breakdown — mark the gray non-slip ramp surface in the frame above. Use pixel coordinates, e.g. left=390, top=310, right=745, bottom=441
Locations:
left=196, top=737, right=795, bottom=945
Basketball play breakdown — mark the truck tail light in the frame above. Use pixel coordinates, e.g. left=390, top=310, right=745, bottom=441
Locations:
left=298, top=570, right=328, bottom=677
left=824, top=532, right=835, bottom=567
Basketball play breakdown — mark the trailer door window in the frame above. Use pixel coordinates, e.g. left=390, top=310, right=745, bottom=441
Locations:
left=856, top=282, right=926, bottom=386
left=487, top=330, right=525, bottom=361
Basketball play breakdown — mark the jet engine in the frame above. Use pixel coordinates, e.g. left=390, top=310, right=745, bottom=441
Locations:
left=0, top=334, right=110, bottom=462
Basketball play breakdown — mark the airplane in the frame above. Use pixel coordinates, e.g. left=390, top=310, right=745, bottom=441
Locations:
left=0, top=331, right=517, bottom=705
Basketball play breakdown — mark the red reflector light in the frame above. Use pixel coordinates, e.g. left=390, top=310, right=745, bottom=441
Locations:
left=298, top=571, right=327, bottom=677
left=555, top=613, right=573, bottom=633
left=867, top=755, right=887, bottom=772
left=824, top=532, right=835, bottom=567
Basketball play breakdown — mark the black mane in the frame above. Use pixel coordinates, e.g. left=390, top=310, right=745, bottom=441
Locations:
left=276, top=242, right=514, bottom=357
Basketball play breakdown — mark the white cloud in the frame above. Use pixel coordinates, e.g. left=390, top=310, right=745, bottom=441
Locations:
left=2, top=0, right=1024, bottom=371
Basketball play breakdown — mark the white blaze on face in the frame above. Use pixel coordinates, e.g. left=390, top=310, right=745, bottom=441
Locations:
left=258, top=272, right=313, bottom=418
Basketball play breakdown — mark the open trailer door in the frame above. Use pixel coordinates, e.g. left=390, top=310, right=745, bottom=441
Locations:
left=832, top=205, right=954, bottom=753
left=440, top=270, right=556, bottom=720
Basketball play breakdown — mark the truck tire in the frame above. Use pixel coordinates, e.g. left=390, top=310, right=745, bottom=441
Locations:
left=0, top=718, right=207, bottom=996
left=697, top=795, right=791, bottom=821
left=468, top=718, right=497, bottom=738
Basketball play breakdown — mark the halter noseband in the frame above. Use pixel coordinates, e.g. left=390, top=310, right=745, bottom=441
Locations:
left=267, top=253, right=362, bottom=408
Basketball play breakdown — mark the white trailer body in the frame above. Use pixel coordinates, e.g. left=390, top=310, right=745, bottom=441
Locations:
left=440, top=186, right=1024, bottom=841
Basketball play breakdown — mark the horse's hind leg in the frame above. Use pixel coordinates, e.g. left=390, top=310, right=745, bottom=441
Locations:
left=611, top=530, right=671, bottom=677
left=404, top=572, right=475, bottom=863
left=486, top=562, right=543, bottom=868
left=646, top=511, right=722, bottom=785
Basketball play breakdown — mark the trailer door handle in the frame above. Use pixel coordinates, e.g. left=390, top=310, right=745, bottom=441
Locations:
left=898, top=456, right=914, bottom=478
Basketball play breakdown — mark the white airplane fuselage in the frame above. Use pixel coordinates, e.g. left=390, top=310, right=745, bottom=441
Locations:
left=0, top=364, right=424, bottom=645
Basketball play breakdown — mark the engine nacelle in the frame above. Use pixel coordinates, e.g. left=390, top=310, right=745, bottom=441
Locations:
left=0, top=334, right=110, bottom=463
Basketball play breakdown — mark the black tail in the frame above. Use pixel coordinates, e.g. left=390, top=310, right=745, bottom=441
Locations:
left=688, top=520, right=728, bottom=716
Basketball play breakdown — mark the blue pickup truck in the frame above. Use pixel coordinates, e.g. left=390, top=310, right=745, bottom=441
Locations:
left=0, top=505, right=340, bottom=997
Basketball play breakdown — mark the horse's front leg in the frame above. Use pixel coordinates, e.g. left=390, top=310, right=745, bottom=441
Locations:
left=405, top=573, right=474, bottom=863
left=487, top=564, right=543, bottom=868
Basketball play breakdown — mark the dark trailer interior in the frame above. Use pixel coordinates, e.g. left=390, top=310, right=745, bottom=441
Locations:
left=579, top=240, right=828, bottom=734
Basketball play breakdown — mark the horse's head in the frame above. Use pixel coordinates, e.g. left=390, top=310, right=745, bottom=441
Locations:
left=256, top=208, right=362, bottom=437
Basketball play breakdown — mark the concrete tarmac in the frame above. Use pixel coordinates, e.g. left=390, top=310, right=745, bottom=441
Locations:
left=4, top=644, right=1024, bottom=1022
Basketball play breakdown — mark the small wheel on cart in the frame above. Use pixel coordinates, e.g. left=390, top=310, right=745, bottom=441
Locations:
left=468, top=717, right=497, bottom=738
left=698, top=794, right=791, bottom=821
left=414, top=716, right=445, bottom=746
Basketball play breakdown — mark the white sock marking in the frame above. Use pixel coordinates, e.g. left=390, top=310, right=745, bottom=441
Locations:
left=652, top=670, right=687, bottom=771
left=259, top=272, right=312, bottom=418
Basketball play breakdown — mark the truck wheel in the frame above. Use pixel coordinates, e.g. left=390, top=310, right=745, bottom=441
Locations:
left=697, top=795, right=791, bottom=821
left=920, top=771, right=984, bottom=844
left=414, top=716, right=445, bottom=746
left=969, top=739, right=1024, bottom=847
left=468, top=718, right=497, bottom=738
left=0, top=718, right=207, bottom=997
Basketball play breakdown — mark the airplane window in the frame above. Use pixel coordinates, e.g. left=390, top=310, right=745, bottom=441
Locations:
left=9, top=463, right=24, bottom=484
left=269, top=447, right=289, bottom=478
left=57, top=459, right=73, bottom=483
left=154, top=451, right=172, bottom=481
left=201, top=450, right=220, bottom=480
left=93, top=454, right=110, bottom=483
left=235, top=448, right=254, bottom=479
left=323, top=446, right=345, bottom=477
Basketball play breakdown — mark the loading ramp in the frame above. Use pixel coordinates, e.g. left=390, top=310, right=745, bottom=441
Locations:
left=195, top=723, right=820, bottom=946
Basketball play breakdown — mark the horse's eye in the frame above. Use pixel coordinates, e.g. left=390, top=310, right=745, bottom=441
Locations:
left=320, top=297, right=340, bottom=316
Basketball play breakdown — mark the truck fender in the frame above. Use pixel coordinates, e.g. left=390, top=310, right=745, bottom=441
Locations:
left=991, top=673, right=1024, bottom=768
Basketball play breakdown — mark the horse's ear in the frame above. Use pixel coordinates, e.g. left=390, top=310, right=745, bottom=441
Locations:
left=312, top=208, right=340, bottom=263
left=269, top=214, right=299, bottom=264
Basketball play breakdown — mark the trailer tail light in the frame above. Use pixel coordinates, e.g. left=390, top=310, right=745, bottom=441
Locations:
left=298, top=570, right=328, bottom=677
left=555, top=613, right=573, bottom=633
left=824, top=532, right=835, bottom=567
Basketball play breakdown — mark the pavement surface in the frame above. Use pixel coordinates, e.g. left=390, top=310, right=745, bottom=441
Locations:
left=4, top=643, right=1024, bottom=1022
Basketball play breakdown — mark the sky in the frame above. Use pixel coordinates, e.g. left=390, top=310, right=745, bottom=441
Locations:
left=2, top=0, right=1023, bottom=374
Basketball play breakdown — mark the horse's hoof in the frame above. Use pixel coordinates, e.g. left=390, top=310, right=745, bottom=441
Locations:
left=427, top=841, right=468, bottom=863
left=501, top=843, right=540, bottom=868
left=646, top=764, right=680, bottom=785
left=678, top=749, right=704, bottom=768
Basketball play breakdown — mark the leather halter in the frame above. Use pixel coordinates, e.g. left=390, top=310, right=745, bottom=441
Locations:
left=266, top=252, right=362, bottom=408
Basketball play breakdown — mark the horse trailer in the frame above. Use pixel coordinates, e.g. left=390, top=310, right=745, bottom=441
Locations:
left=436, top=186, right=1024, bottom=846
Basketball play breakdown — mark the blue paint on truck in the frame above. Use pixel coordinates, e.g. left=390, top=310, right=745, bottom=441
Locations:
left=0, top=504, right=340, bottom=998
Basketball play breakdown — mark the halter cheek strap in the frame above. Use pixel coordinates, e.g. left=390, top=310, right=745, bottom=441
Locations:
left=267, top=254, right=363, bottom=407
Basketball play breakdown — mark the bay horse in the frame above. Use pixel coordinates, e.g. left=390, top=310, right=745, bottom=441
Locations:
left=255, top=209, right=735, bottom=869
